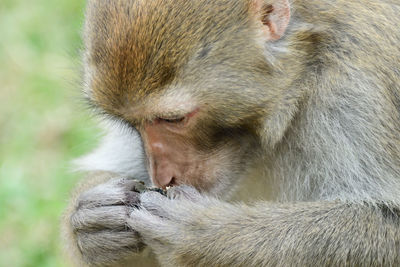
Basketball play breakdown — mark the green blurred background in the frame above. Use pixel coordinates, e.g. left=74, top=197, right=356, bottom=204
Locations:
left=0, top=0, right=100, bottom=266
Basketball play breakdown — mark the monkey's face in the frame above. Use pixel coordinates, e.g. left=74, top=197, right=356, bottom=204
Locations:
left=107, top=87, right=263, bottom=194
left=140, top=93, right=262, bottom=194
left=84, top=0, right=275, bottom=194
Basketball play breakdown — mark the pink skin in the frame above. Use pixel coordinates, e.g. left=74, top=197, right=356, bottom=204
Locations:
left=141, top=109, right=200, bottom=189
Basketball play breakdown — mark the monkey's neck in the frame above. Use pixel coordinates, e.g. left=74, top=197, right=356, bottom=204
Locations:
left=265, top=53, right=400, bottom=206
left=259, top=14, right=400, bottom=205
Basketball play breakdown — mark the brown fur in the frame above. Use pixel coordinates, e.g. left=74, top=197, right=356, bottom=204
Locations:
left=64, top=0, right=400, bottom=266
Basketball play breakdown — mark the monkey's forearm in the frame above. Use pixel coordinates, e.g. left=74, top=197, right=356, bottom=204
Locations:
left=161, top=200, right=399, bottom=266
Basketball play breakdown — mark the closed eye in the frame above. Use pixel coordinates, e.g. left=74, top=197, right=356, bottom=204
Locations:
left=156, top=108, right=199, bottom=125
left=158, top=117, right=185, bottom=124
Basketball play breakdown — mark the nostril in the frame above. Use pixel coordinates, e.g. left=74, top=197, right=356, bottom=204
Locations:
left=154, top=175, right=176, bottom=189
left=168, top=177, right=177, bottom=187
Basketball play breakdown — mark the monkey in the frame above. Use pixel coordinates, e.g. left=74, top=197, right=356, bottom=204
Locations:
left=62, top=0, right=400, bottom=266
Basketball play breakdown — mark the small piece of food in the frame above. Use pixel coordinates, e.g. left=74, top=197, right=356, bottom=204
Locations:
left=132, top=180, right=147, bottom=193
left=146, top=187, right=167, bottom=196
left=132, top=180, right=167, bottom=196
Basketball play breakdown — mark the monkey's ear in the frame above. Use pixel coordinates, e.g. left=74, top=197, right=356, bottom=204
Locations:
left=252, top=0, right=291, bottom=41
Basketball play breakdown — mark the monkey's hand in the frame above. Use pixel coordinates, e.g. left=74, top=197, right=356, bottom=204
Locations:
left=69, top=178, right=145, bottom=265
left=128, top=185, right=226, bottom=266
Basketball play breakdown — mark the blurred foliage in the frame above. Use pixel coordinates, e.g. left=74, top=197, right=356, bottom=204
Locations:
left=0, top=0, right=100, bottom=266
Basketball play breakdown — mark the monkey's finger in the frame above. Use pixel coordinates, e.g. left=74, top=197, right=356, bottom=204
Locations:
left=167, top=185, right=203, bottom=201
left=78, top=180, right=141, bottom=208
left=139, top=191, right=171, bottom=218
left=71, top=206, right=134, bottom=231
left=77, top=230, right=144, bottom=264
left=78, top=191, right=138, bottom=208
left=128, top=208, right=173, bottom=245
left=86, top=177, right=138, bottom=196
left=139, top=190, right=203, bottom=223
left=108, top=177, right=146, bottom=192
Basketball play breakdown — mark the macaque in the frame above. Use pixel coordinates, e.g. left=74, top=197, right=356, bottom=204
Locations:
left=63, top=0, right=400, bottom=266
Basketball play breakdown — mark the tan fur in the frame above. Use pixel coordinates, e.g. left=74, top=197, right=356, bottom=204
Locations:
left=64, top=0, right=400, bottom=266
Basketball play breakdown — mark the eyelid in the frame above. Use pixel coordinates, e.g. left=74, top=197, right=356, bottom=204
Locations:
left=156, top=108, right=199, bottom=124
left=158, top=116, right=185, bottom=123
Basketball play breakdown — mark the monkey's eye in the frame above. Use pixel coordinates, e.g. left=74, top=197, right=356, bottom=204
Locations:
left=156, top=109, right=198, bottom=126
left=157, top=117, right=185, bottom=124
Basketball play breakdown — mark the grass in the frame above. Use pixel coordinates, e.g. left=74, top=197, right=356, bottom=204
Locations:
left=0, top=0, right=100, bottom=266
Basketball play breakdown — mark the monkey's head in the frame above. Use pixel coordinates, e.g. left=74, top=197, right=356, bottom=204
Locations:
left=83, top=0, right=291, bottom=194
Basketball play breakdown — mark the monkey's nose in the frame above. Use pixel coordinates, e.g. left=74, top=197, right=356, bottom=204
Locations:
left=152, top=165, right=178, bottom=189
left=154, top=175, right=171, bottom=188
